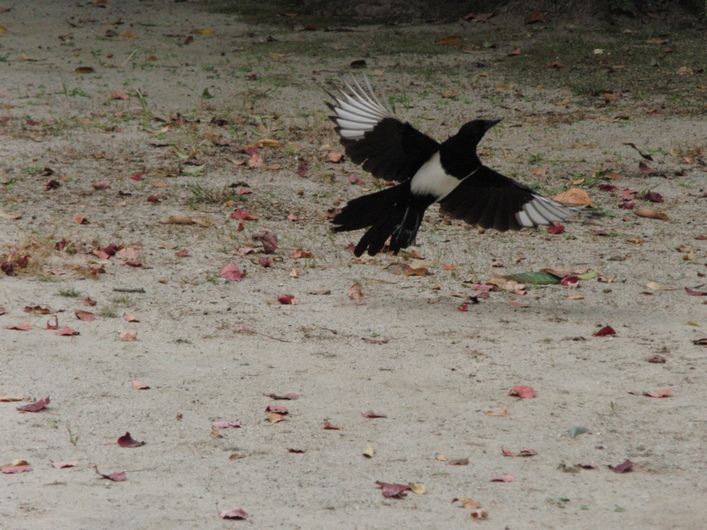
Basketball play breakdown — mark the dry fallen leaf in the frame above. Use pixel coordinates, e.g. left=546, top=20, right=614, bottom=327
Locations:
left=509, top=385, right=535, bottom=399
left=363, top=443, right=375, bottom=458
left=408, top=483, right=426, bottom=495
left=118, top=330, right=138, bottom=341
left=552, top=188, right=595, bottom=207
left=348, top=282, right=365, bottom=304
left=636, top=209, right=670, bottom=221
left=484, top=403, right=509, bottom=416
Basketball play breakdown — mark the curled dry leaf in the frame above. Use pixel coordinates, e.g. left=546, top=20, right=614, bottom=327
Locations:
left=348, top=282, right=365, bottom=304
left=490, top=474, right=516, bottom=482
left=8, top=322, right=33, bottom=331
left=547, top=223, right=565, bottom=234
left=117, top=432, right=145, bottom=448
left=17, top=396, right=50, bottom=413
left=252, top=231, right=279, bottom=253
left=2, top=462, right=32, bottom=474
left=118, top=330, right=138, bottom=342
left=645, top=355, right=667, bottom=363
left=220, top=263, right=243, bottom=282
left=447, top=458, right=470, bottom=466
left=75, top=310, right=96, bottom=322
left=267, top=392, right=299, bottom=400
left=609, top=459, right=633, bottom=473
left=552, top=188, right=595, bottom=207
left=51, top=460, right=79, bottom=469
left=94, top=465, right=126, bottom=482
left=361, top=410, right=387, bottom=419
left=212, top=420, right=242, bottom=429
left=131, top=380, right=150, bottom=390
left=278, top=294, right=296, bottom=305
left=363, top=443, right=375, bottom=458
left=636, top=208, right=669, bottom=221
left=375, top=481, right=410, bottom=499
left=509, top=385, right=535, bottom=399
left=643, top=388, right=671, bottom=398
left=484, top=403, right=509, bottom=416
left=408, top=483, right=426, bottom=495
left=220, top=508, right=248, bottom=520
left=453, top=497, right=481, bottom=510
left=72, top=214, right=89, bottom=224
left=124, top=312, right=140, bottom=322
left=471, top=509, right=489, bottom=519
left=594, top=325, right=616, bottom=337
left=322, top=420, right=341, bottom=430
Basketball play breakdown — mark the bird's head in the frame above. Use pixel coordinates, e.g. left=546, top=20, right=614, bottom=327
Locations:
left=456, top=119, right=502, bottom=144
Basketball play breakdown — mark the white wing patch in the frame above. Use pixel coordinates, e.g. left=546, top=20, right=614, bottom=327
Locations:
left=516, top=195, right=579, bottom=227
left=410, top=152, right=457, bottom=200
left=330, top=77, right=393, bottom=140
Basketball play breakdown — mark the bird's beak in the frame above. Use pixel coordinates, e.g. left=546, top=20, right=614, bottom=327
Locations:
left=484, top=119, right=502, bottom=132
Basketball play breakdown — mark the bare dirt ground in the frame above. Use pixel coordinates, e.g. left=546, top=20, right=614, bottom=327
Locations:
left=1, top=1, right=706, bottom=528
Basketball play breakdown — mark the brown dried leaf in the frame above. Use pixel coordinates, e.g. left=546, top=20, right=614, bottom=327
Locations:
left=552, top=188, right=595, bottom=207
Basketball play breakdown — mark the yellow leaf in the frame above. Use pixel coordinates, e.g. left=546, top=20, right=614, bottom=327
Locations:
left=408, top=483, right=426, bottom=494
left=495, top=83, right=514, bottom=90
left=192, top=28, right=214, bottom=35
left=363, top=444, right=375, bottom=458
left=0, top=25, right=8, bottom=34
left=118, top=31, right=138, bottom=39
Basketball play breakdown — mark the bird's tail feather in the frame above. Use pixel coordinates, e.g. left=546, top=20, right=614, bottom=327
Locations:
left=332, top=184, right=423, bottom=257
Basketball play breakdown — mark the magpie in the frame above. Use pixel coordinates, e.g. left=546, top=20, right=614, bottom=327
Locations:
left=327, top=77, right=595, bottom=257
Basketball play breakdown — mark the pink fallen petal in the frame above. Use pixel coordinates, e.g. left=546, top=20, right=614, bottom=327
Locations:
left=220, top=508, right=248, bottom=520
left=17, top=396, right=50, bottom=412
left=490, top=474, right=516, bottom=482
left=51, top=460, right=79, bottom=469
left=94, top=465, right=126, bottom=482
left=212, top=420, right=242, bottom=429
left=7, top=322, right=33, bottom=331
left=56, top=326, right=80, bottom=336
left=375, top=481, right=410, bottom=498
left=547, top=223, right=565, bottom=235
left=2, top=464, right=32, bottom=474
left=124, top=312, right=140, bottom=322
left=510, top=385, right=535, bottom=399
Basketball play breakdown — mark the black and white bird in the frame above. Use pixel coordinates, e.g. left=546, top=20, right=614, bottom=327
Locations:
left=327, top=77, right=596, bottom=257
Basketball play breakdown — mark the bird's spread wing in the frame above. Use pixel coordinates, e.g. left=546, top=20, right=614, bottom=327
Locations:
left=327, top=77, right=440, bottom=182
left=439, top=165, right=581, bottom=232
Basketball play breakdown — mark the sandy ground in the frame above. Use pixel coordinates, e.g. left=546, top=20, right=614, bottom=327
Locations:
left=1, top=1, right=706, bottom=528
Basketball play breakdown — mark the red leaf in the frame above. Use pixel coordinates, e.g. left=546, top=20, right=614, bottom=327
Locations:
left=621, top=189, right=638, bottom=201
left=220, top=508, right=248, bottom=520
left=609, top=459, right=633, bottom=473
left=290, top=249, right=313, bottom=259
left=84, top=296, right=97, bottom=306
left=361, top=410, right=387, bottom=419
left=219, top=263, right=243, bottom=282
left=510, top=385, right=535, bottom=399
left=122, top=260, right=142, bottom=267
left=375, top=481, right=410, bottom=498
left=212, top=420, right=242, bottom=429
left=490, top=474, right=516, bottom=482
left=130, top=171, right=144, bottom=181
left=46, top=315, right=58, bottom=330
left=252, top=231, right=278, bottom=253
left=560, top=275, right=579, bottom=286
left=593, top=325, right=616, bottom=337
left=599, top=183, right=617, bottom=192
left=124, top=312, right=140, bottom=322
left=17, top=396, right=50, bottom=413
left=56, top=326, right=80, bottom=336
left=348, top=283, right=364, bottom=305
left=94, top=465, right=126, bottom=482
left=322, top=420, right=341, bottom=430
left=8, top=322, right=33, bottom=331
left=265, top=405, right=288, bottom=414
left=639, top=161, right=657, bottom=174
left=175, top=248, right=189, bottom=257
left=642, top=191, right=663, bottom=203
left=73, top=214, right=89, bottom=225
left=258, top=256, right=273, bottom=268
left=278, top=294, right=296, bottom=305
left=45, top=179, right=61, bottom=190
left=287, top=448, right=305, bottom=453
left=230, top=208, right=258, bottom=221
left=117, top=432, right=145, bottom=448
left=685, top=287, right=707, bottom=296
left=547, top=223, right=565, bottom=234
left=75, top=310, right=96, bottom=322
